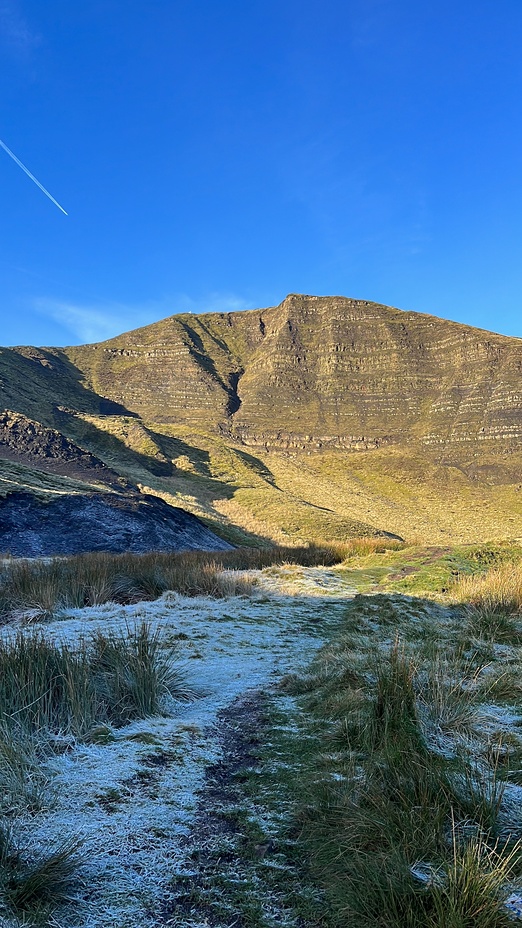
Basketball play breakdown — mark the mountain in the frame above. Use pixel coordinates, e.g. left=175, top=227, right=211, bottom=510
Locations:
left=65, top=293, right=522, bottom=453
left=1, top=294, right=521, bottom=551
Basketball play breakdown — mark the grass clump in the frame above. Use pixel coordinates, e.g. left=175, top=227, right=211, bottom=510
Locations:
left=0, top=722, right=50, bottom=815
left=371, top=642, right=419, bottom=745
left=0, top=622, right=188, bottom=737
left=449, top=560, right=522, bottom=655
left=280, top=581, right=522, bottom=928
left=426, top=831, right=520, bottom=928
left=89, top=622, right=191, bottom=724
left=452, top=562, right=522, bottom=617
left=0, top=823, right=80, bottom=924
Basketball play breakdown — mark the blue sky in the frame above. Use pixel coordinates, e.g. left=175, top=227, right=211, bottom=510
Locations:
left=0, top=0, right=521, bottom=345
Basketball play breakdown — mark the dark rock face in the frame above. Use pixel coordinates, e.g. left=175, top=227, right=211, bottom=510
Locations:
left=0, top=410, right=121, bottom=486
left=0, top=492, right=233, bottom=557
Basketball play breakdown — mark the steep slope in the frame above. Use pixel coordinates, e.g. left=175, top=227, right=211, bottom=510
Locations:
left=1, top=294, right=521, bottom=546
left=230, top=295, right=522, bottom=456
left=0, top=410, right=122, bottom=487
left=63, top=294, right=522, bottom=459
left=0, top=397, right=233, bottom=556
left=0, top=345, right=128, bottom=426
left=63, top=311, right=257, bottom=428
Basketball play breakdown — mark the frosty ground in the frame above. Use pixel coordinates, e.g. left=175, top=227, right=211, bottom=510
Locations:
left=2, top=568, right=355, bottom=928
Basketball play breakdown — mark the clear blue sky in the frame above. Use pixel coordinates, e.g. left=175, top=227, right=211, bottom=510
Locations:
left=1, top=0, right=521, bottom=346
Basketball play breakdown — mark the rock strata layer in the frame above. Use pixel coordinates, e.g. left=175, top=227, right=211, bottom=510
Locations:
left=62, top=294, right=522, bottom=457
left=1, top=293, right=521, bottom=549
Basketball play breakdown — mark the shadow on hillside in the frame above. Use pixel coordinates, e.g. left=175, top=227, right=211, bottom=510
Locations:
left=181, top=321, right=243, bottom=417
left=47, top=349, right=136, bottom=416
left=234, top=449, right=278, bottom=487
left=149, top=433, right=213, bottom=477
left=3, top=347, right=134, bottom=420
left=56, top=412, right=175, bottom=478
left=181, top=323, right=230, bottom=393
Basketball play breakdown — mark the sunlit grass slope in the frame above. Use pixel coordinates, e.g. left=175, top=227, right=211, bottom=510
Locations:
left=1, top=294, right=522, bottom=546
left=61, top=417, right=522, bottom=544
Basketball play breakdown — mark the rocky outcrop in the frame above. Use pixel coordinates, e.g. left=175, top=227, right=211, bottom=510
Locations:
left=0, top=410, right=121, bottom=487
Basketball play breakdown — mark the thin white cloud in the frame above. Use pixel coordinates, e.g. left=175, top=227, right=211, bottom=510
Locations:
left=34, top=300, right=146, bottom=343
left=33, top=293, right=255, bottom=344
left=0, top=1, right=40, bottom=54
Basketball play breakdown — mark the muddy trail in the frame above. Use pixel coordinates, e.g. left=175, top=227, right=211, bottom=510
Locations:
left=157, top=689, right=272, bottom=927
left=157, top=685, right=327, bottom=928
left=0, top=567, right=356, bottom=928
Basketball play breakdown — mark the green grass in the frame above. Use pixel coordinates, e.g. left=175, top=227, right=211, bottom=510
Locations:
left=350, top=542, right=522, bottom=597
left=275, top=561, right=522, bottom=927
left=0, top=823, right=81, bottom=924
left=0, top=721, right=50, bottom=816
left=0, top=622, right=188, bottom=737
left=0, top=621, right=191, bottom=922
left=0, top=539, right=520, bottom=926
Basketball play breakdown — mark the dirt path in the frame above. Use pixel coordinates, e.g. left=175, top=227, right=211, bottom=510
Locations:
left=157, top=689, right=271, bottom=927
left=3, top=570, right=355, bottom=927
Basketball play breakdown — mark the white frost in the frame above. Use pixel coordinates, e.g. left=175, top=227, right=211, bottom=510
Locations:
left=6, top=582, right=350, bottom=927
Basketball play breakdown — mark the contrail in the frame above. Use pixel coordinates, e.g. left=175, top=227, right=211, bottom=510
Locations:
left=0, top=138, right=68, bottom=215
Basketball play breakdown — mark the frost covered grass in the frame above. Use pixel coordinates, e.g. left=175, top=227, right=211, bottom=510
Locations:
left=0, top=538, right=402, bottom=621
left=3, top=545, right=520, bottom=926
left=0, top=824, right=80, bottom=925
left=0, top=621, right=190, bottom=922
left=0, top=721, right=50, bottom=816
left=0, top=582, right=341, bottom=927
left=0, top=621, right=187, bottom=737
left=282, top=571, right=522, bottom=927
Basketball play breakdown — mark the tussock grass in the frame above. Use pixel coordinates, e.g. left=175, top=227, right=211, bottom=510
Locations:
left=417, top=655, right=484, bottom=738
left=0, top=622, right=187, bottom=736
left=0, top=721, right=50, bottom=815
left=0, top=822, right=80, bottom=923
left=452, top=562, right=522, bottom=616
left=283, top=567, right=522, bottom=927
left=0, top=537, right=403, bottom=621
left=426, top=829, right=520, bottom=928
left=464, top=607, right=522, bottom=646
left=371, top=642, right=419, bottom=744
left=89, top=623, right=191, bottom=723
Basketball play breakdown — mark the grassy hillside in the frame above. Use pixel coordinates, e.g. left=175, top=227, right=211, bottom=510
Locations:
left=1, top=294, right=522, bottom=546
left=41, top=417, right=520, bottom=544
left=63, top=295, right=522, bottom=458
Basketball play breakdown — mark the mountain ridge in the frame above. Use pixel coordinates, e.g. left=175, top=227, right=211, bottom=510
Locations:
left=1, top=293, right=521, bottom=548
left=61, top=293, right=522, bottom=455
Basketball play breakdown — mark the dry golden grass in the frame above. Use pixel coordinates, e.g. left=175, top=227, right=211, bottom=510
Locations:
left=0, top=540, right=401, bottom=620
left=69, top=413, right=522, bottom=547
left=452, top=562, right=522, bottom=615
